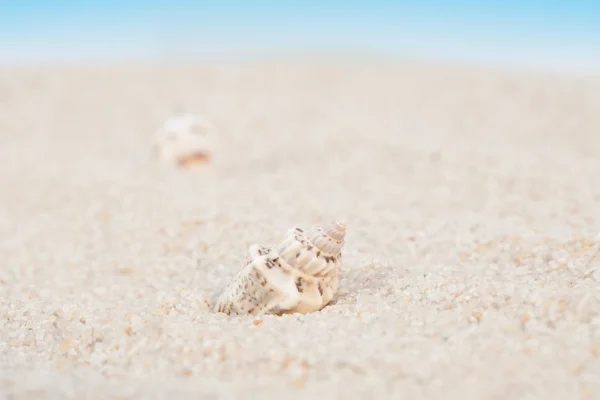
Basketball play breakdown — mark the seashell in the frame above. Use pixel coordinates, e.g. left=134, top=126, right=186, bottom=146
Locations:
left=153, top=113, right=217, bottom=169
left=215, top=220, right=347, bottom=316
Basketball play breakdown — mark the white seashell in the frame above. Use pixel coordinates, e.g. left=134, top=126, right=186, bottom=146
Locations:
left=215, top=220, right=347, bottom=316
left=153, top=113, right=217, bottom=169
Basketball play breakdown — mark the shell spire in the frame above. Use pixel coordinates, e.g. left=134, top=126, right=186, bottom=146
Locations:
left=325, top=220, right=347, bottom=241
left=304, top=220, right=346, bottom=256
left=214, top=220, right=348, bottom=316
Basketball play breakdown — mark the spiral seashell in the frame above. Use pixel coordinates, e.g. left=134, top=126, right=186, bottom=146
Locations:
left=153, top=113, right=217, bottom=169
left=215, top=220, right=347, bottom=316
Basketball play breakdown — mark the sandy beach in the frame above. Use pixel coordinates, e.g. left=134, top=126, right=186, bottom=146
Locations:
left=1, top=59, right=600, bottom=399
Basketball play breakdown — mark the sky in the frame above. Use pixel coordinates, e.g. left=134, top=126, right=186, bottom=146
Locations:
left=0, top=1, right=599, bottom=72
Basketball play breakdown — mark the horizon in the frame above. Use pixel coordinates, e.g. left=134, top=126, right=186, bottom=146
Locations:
left=1, top=1, right=600, bottom=74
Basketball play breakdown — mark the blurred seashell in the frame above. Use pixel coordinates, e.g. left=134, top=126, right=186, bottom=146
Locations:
left=153, top=113, right=217, bottom=169
left=215, top=220, right=347, bottom=316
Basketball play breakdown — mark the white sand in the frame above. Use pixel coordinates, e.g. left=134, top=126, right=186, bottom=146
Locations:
left=1, top=59, right=600, bottom=399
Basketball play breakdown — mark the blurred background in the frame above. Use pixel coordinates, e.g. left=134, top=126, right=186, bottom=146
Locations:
left=1, top=0, right=600, bottom=74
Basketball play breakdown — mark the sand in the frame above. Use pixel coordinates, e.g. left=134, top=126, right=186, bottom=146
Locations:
left=1, top=59, right=600, bottom=399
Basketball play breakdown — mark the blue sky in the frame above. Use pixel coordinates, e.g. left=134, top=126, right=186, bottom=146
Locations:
left=1, top=1, right=599, bottom=71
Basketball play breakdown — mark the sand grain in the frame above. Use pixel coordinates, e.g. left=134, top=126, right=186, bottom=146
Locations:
left=1, top=60, right=599, bottom=399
